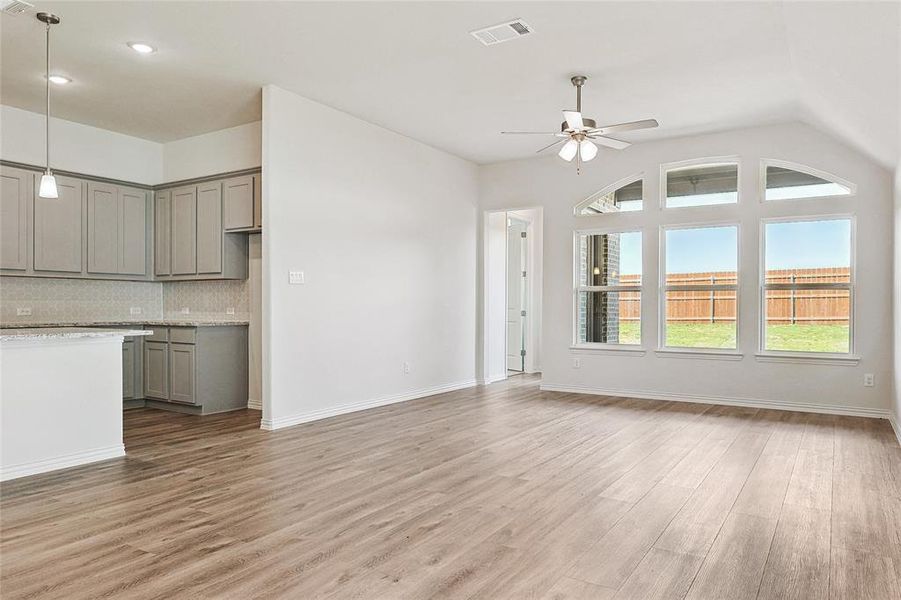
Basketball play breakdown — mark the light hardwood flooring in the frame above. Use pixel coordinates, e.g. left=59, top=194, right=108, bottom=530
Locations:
left=2, top=375, right=900, bottom=599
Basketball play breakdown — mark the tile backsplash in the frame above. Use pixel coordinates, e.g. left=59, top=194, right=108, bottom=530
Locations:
left=1, top=277, right=251, bottom=324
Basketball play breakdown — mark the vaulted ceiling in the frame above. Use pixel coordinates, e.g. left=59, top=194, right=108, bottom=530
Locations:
left=1, top=1, right=897, bottom=167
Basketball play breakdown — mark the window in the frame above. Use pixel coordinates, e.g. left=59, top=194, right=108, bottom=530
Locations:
left=664, top=160, right=739, bottom=208
left=576, top=175, right=643, bottom=215
left=763, top=161, right=854, bottom=201
left=575, top=231, right=642, bottom=345
left=662, top=225, right=738, bottom=350
left=762, top=218, right=852, bottom=354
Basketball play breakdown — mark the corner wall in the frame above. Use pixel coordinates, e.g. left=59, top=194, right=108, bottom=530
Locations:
left=480, top=122, right=894, bottom=416
left=261, top=85, right=478, bottom=429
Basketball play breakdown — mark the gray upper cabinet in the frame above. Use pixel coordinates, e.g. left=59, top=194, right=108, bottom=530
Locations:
left=119, top=187, right=147, bottom=275
left=34, top=175, right=83, bottom=273
left=253, top=174, right=262, bottom=229
left=196, top=182, right=222, bottom=274
left=171, top=186, right=197, bottom=275
left=154, top=190, right=171, bottom=276
left=224, top=176, right=254, bottom=231
left=88, top=183, right=148, bottom=276
left=0, top=167, right=30, bottom=271
left=87, top=182, right=120, bottom=274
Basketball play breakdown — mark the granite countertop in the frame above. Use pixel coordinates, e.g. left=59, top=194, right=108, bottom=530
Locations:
left=1, top=327, right=153, bottom=342
left=0, top=319, right=250, bottom=329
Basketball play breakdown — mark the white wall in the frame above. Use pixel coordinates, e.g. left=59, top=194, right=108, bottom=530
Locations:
left=261, top=85, right=478, bottom=429
left=0, top=105, right=163, bottom=185
left=480, top=122, right=894, bottom=415
left=162, top=121, right=261, bottom=182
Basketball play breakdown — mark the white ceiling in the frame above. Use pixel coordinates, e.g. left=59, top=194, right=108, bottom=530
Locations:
left=1, top=1, right=897, bottom=167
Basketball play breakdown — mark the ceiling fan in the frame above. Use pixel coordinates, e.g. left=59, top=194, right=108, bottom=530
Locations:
left=502, top=75, right=659, bottom=173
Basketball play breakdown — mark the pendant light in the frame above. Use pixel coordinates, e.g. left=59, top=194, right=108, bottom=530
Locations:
left=37, top=12, right=60, bottom=199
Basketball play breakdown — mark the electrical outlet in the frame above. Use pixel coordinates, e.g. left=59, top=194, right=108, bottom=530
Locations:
left=226, top=307, right=235, bottom=315
left=16, top=307, right=32, bottom=316
left=863, top=373, right=875, bottom=387
left=289, top=270, right=305, bottom=285
left=181, top=307, right=190, bottom=314
left=572, top=357, right=581, bottom=369
left=129, top=307, right=141, bottom=315
left=403, top=361, right=411, bottom=375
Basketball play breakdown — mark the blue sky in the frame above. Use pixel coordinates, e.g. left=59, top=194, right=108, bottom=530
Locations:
left=615, top=220, right=850, bottom=275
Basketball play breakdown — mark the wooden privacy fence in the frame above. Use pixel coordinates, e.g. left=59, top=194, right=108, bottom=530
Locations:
left=617, top=268, right=850, bottom=325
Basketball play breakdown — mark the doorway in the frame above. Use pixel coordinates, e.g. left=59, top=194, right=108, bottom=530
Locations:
left=483, top=207, right=542, bottom=383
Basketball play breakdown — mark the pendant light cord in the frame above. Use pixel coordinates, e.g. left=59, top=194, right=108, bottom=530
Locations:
left=45, top=21, right=51, bottom=172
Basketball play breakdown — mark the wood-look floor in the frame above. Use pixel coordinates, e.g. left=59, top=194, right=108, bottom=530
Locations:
left=2, top=375, right=900, bottom=599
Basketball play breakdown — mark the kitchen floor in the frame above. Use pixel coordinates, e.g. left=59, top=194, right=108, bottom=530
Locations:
left=2, top=376, right=900, bottom=599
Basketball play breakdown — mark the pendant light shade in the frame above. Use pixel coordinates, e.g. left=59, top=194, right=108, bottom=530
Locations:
left=37, top=12, right=60, bottom=199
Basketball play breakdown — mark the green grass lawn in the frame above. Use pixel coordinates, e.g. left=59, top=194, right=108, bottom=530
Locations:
left=617, top=321, right=849, bottom=353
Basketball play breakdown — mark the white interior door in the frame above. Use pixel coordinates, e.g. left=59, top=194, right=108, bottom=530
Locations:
left=506, top=218, right=528, bottom=371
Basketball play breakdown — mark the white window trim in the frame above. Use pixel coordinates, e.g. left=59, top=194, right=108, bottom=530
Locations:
left=659, top=221, right=741, bottom=353
left=572, top=228, right=643, bottom=350
left=659, top=155, right=741, bottom=210
left=573, top=172, right=645, bottom=216
left=757, top=214, right=857, bottom=360
left=759, top=159, right=857, bottom=203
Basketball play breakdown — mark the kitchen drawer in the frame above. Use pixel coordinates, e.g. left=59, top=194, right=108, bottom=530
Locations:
left=169, top=327, right=196, bottom=344
left=144, top=326, right=169, bottom=342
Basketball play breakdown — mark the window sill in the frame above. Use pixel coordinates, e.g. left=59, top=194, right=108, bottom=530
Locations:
left=654, top=348, right=744, bottom=361
left=570, top=345, right=646, bottom=356
left=754, top=353, right=860, bottom=366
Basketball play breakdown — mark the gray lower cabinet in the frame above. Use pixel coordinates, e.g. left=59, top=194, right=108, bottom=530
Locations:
left=34, top=175, right=83, bottom=273
left=143, top=341, right=169, bottom=400
left=141, top=325, right=247, bottom=414
left=123, top=339, right=135, bottom=398
left=0, top=166, right=30, bottom=270
left=169, top=343, right=196, bottom=404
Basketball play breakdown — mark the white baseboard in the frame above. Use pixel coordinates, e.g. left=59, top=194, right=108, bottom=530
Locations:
left=890, top=413, right=901, bottom=447
left=477, top=373, right=507, bottom=385
left=1, top=444, right=125, bottom=481
left=247, top=398, right=262, bottom=410
left=260, top=379, right=477, bottom=431
left=539, top=382, right=893, bottom=420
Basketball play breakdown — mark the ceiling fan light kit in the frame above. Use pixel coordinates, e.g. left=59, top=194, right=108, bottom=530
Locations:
left=501, top=75, right=659, bottom=174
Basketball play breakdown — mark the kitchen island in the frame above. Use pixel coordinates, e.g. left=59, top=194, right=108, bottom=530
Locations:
left=0, top=327, right=151, bottom=480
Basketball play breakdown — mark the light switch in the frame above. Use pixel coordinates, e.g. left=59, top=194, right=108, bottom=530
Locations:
left=289, top=271, right=305, bottom=285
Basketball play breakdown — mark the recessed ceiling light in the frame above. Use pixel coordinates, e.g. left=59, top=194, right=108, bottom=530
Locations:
left=48, top=74, right=71, bottom=85
left=127, top=42, right=156, bottom=54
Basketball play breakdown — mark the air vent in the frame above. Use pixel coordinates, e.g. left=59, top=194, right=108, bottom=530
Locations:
left=470, top=19, right=533, bottom=46
left=1, top=0, right=33, bottom=15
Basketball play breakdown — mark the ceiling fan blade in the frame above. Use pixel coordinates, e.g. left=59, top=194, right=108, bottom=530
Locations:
left=501, top=131, right=564, bottom=135
left=535, top=138, right=567, bottom=154
left=563, top=111, right=584, bottom=131
left=589, top=135, right=631, bottom=150
left=589, top=119, right=659, bottom=136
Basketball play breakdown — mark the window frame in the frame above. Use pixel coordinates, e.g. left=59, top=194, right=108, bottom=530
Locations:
left=572, top=228, right=644, bottom=350
left=659, top=156, right=742, bottom=210
left=658, top=221, right=741, bottom=354
left=757, top=214, right=857, bottom=360
left=759, top=159, right=857, bottom=203
left=573, top=172, right=645, bottom=216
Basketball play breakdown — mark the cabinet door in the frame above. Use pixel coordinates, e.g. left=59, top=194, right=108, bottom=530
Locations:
left=87, top=182, right=120, bottom=274
left=34, top=175, right=83, bottom=273
left=154, top=190, right=171, bottom=276
left=169, top=343, right=196, bottom=404
left=122, top=340, right=135, bottom=399
left=171, top=186, right=197, bottom=275
left=119, top=187, right=147, bottom=275
left=0, top=167, right=30, bottom=270
left=197, top=182, right=222, bottom=274
left=253, top=174, right=262, bottom=229
left=143, top=341, right=169, bottom=399
left=224, top=176, right=254, bottom=231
